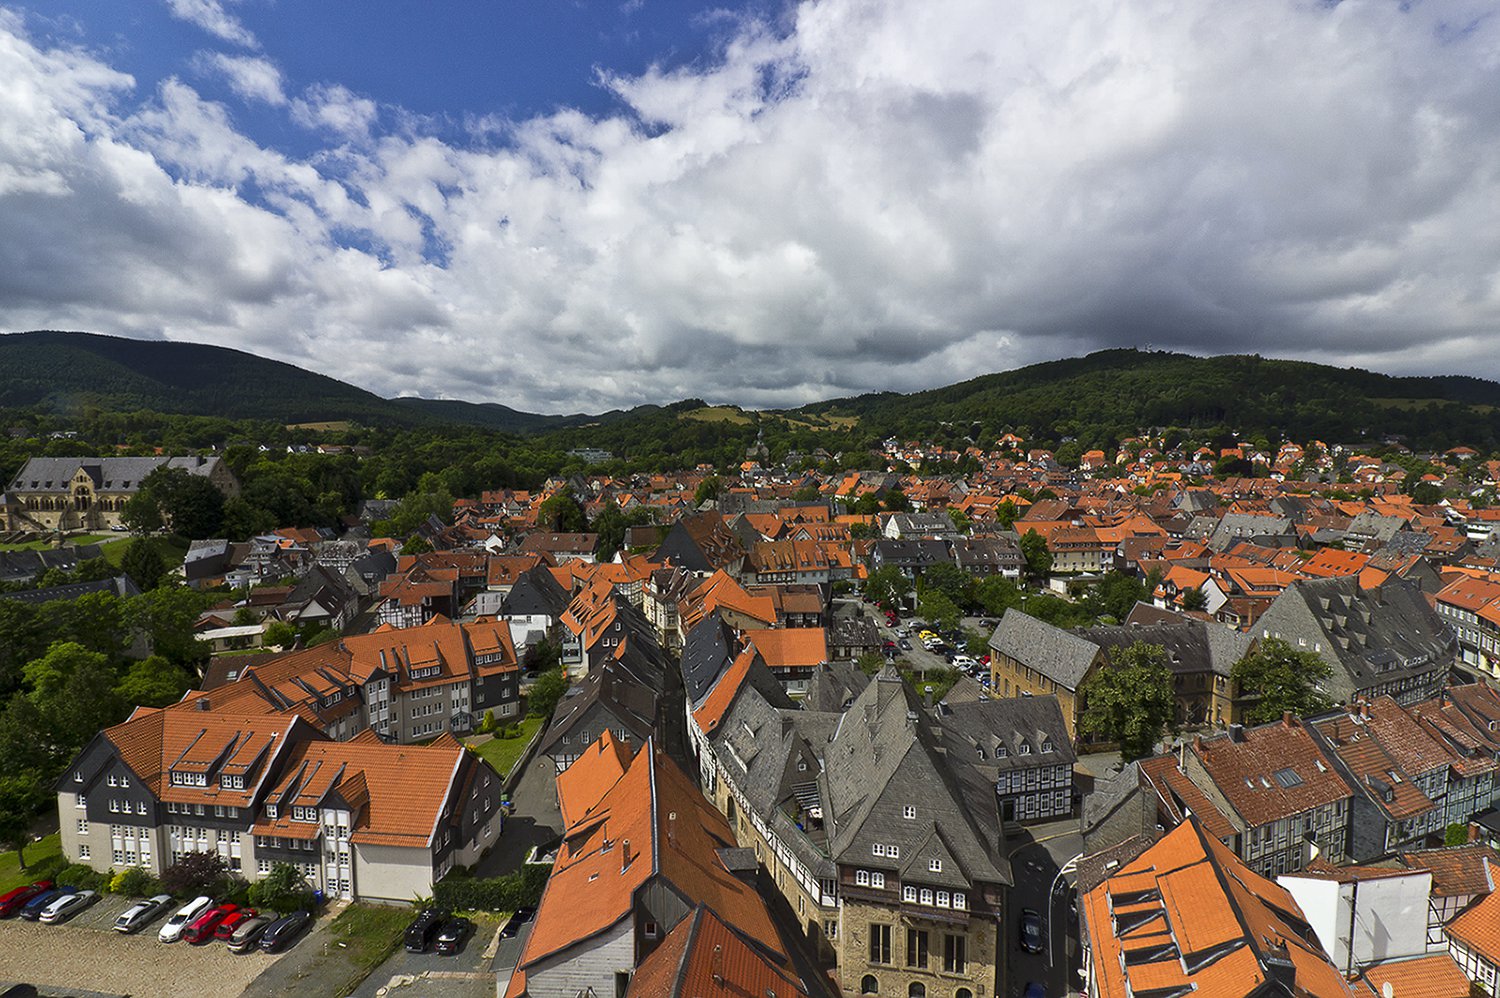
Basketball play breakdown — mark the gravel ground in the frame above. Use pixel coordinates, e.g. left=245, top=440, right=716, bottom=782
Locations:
left=0, top=917, right=277, bottom=998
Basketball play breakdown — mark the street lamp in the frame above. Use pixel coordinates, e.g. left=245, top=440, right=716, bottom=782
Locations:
left=1048, top=852, right=1083, bottom=971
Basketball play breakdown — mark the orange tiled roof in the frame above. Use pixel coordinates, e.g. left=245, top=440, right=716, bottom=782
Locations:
left=1445, top=886, right=1500, bottom=964
left=742, top=628, right=827, bottom=668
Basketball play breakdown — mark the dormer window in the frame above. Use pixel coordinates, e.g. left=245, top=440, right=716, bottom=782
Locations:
left=1020, top=743, right=1032, bottom=755
left=265, top=803, right=279, bottom=819
left=929, top=858, right=942, bottom=873
left=221, top=774, right=245, bottom=790
left=1041, top=740, right=1053, bottom=754
left=293, top=805, right=317, bottom=822
left=903, top=805, right=916, bottom=820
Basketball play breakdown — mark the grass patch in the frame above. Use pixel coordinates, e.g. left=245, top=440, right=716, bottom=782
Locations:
left=0, top=533, right=118, bottom=552
left=678, top=406, right=752, bottom=425
left=1371, top=397, right=1496, bottom=415
left=0, top=833, right=62, bottom=893
left=286, top=420, right=354, bottom=432
left=466, top=715, right=544, bottom=778
left=101, top=534, right=188, bottom=569
left=325, top=903, right=413, bottom=998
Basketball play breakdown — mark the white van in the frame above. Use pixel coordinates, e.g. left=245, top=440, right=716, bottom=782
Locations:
left=158, top=895, right=212, bottom=943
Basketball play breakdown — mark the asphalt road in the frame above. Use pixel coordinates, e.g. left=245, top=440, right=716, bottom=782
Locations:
left=1004, top=819, right=1086, bottom=998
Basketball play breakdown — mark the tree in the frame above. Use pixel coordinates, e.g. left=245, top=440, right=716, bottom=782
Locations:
left=996, top=500, right=1018, bottom=530
left=918, top=590, right=961, bottom=632
left=120, top=538, right=169, bottom=591
left=882, top=488, right=910, bottom=512
left=919, top=563, right=971, bottom=606
left=23, top=642, right=123, bottom=763
left=126, top=587, right=213, bottom=665
left=263, top=620, right=296, bottom=649
left=248, top=862, right=315, bottom=913
left=161, top=851, right=230, bottom=897
left=857, top=651, right=888, bottom=676
left=974, top=576, right=1024, bottom=617
left=116, top=655, right=194, bottom=708
left=1446, top=823, right=1471, bottom=847
left=537, top=488, right=587, bottom=532
left=527, top=670, right=569, bottom=719
left=865, top=565, right=912, bottom=609
left=125, top=467, right=226, bottom=539
left=1180, top=586, right=1208, bottom=612
left=693, top=476, right=722, bottom=507
left=1229, top=638, right=1333, bottom=725
left=0, top=770, right=47, bottom=868
left=1080, top=641, right=1177, bottom=761
left=1080, top=571, right=1150, bottom=623
left=1019, top=529, right=1052, bottom=582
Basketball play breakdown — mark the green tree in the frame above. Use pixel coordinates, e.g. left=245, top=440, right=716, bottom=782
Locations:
left=919, top=563, right=971, bottom=607
left=161, top=851, right=230, bottom=897
left=973, top=576, right=1024, bottom=617
left=126, top=587, right=213, bottom=665
left=1019, top=529, right=1052, bottom=582
left=693, top=476, right=722, bottom=506
left=537, top=488, right=587, bottom=532
left=1229, top=638, right=1333, bottom=725
left=864, top=565, right=913, bottom=609
left=1080, top=641, right=1177, bottom=761
left=0, top=770, right=47, bottom=869
left=528, top=670, right=569, bottom=718
left=1446, top=823, right=1471, bottom=847
left=996, top=500, right=1018, bottom=530
left=23, top=642, right=123, bottom=764
left=882, top=488, right=910, bottom=512
left=124, top=467, right=225, bottom=539
left=248, top=862, right=315, bottom=912
left=116, top=655, right=194, bottom=708
left=263, top=620, right=296, bottom=648
left=917, top=590, right=961, bottom=632
left=1080, top=571, right=1150, bottom=623
left=856, top=651, right=888, bottom=676
left=1180, top=586, right=1208, bottom=612
left=120, top=538, right=169, bottom=591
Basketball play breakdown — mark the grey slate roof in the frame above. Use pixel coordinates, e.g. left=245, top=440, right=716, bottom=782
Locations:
left=1081, top=619, right=1250, bottom=678
left=680, top=611, right=738, bottom=708
left=935, top=693, right=1076, bottom=776
left=0, top=574, right=141, bottom=605
left=500, top=564, right=572, bottom=618
left=8, top=455, right=223, bottom=493
left=988, top=607, right=1100, bottom=691
left=804, top=659, right=872, bottom=712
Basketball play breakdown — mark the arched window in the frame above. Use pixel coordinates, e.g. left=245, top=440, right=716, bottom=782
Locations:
left=909, top=985, right=926, bottom=998
left=955, top=990, right=973, bottom=998
left=861, top=975, right=879, bottom=994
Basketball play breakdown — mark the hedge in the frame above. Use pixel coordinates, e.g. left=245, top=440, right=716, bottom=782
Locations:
left=433, top=864, right=549, bottom=912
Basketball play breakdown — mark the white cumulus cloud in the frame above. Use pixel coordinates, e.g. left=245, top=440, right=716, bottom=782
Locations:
left=163, top=0, right=256, bottom=49
left=194, top=52, right=284, bottom=106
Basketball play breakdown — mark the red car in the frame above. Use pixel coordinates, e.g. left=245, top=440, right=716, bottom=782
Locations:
left=182, top=903, right=239, bottom=944
left=214, top=908, right=259, bottom=942
left=0, top=881, right=54, bottom=918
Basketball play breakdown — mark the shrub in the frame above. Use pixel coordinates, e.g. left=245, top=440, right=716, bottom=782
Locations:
left=161, top=850, right=229, bottom=897
left=247, top=863, right=314, bottom=913
left=27, top=853, right=68, bottom=884
left=478, top=710, right=495, bottom=734
left=57, top=863, right=108, bottom=892
left=1447, top=823, right=1471, bottom=847
left=433, top=864, right=549, bottom=912
left=111, top=866, right=162, bottom=897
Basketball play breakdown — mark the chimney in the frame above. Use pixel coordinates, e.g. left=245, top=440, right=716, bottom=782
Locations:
left=1358, top=699, right=1370, bottom=721
left=621, top=839, right=631, bottom=873
left=1283, top=710, right=1295, bottom=727
left=196, top=696, right=210, bottom=711
left=1228, top=723, right=1246, bottom=743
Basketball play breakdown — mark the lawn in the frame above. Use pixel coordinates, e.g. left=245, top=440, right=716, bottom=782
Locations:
left=467, top=715, right=544, bottom=779
left=101, top=534, right=189, bottom=569
left=0, top=533, right=117, bottom=552
left=0, top=833, right=62, bottom=893
left=324, top=903, right=413, bottom=998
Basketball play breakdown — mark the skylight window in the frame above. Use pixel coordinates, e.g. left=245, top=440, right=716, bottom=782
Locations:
left=1273, top=768, right=1303, bottom=789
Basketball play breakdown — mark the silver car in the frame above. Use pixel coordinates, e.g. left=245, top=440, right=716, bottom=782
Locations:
left=159, top=895, right=213, bottom=943
left=39, top=889, right=99, bottom=924
left=115, top=894, right=175, bottom=933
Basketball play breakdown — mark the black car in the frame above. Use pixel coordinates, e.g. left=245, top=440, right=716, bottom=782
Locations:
left=258, top=910, right=314, bottom=953
left=1020, top=908, right=1044, bottom=953
left=501, top=906, right=536, bottom=939
left=434, top=916, right=473, bottom=955
left=404, top=908, right=445, bottom=953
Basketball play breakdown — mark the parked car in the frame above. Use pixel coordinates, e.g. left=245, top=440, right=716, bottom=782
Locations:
left=182, top=903, right=239, bottom=944
left=39, top=890, right=99, bottom=924
left=898, top=638, right=912, bottom=651
left=19, top=886, right=75, bottom=921
left=434, top=916, right=473, bottom=955
left=214, top=908, right=259, bottom=941
left=1020, top=908, right=1044, bottom=953
left=0, top=880, right=54, bottom=918
left=952, top=655, right=977, bottom=669
left=227, top=914, right=274, bottom=953
left=1023, top=983, right=1046, bottom=998
left=159, top=896, right=213, bottom=943
left=115, top=894, right=174, bottom=933
left=258, top=910, right=314, bottom=953
left=501, top=906, right=536, bottom=939
left=404, top=908, right=445, bottom=953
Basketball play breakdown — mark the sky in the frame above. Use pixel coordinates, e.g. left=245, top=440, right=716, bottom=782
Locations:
left=1, top=1, right=1499, bottom=415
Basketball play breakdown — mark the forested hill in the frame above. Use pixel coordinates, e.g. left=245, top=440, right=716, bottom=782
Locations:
left=794, top=350, right=1500, bottom=450
left=0, top=330, right=581, bottom=432
left=4, top=332, right=1499, bottom=452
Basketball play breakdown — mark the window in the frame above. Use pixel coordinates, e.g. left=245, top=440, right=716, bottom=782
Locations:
left=908, top=986, right=926, bottom=998
left=112, top=849, right=124, bottom=865
left=76, top=794, right=86, bottom=809
left=643, top=921, right=659, bottom=940
left=861, top=977, right=879, bottom=995
left=137, top=802, right=146, bottom=815
left=107, top=775, right=117, bottom=787
left=856, top=869, right=871, bottom=887
left=929, top=858, right=942, bottom=872
left=906, top=928, right=929, bottom=969
left=921, top=888, right=933, bottom=906
left=943, top=934, right=966, bottom=974
left=78, top=845, right=90, bottom=860
left=120, top=775, right=129, bottom=788
left=871, top=872, right=885, bottom=889
left=824, top=920, right=838, bottom=940
left=869, top=924, right=891, bottom=965
left=937, top=891, right=950, bottom=907
left=76, top=819, right=88, bottom=834
left=903, top=805, right=916, bottom=820
left=266, top=804, right=278, bottom=819
left=904, top=886, right=918, bottom=903
left=953, top=892, right=966, bottom=910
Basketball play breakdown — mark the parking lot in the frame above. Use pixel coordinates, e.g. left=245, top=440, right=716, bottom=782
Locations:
left=0, top=895, right=289, bottom=998
left=351, top=913, right=504, bottom=998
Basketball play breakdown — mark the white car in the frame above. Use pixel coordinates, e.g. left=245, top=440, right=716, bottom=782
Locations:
left=952, top=655, right=977, bottom=669
left=158, top=895, right=212, bottom=943
left=115, top=894, right=174, bottom=933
